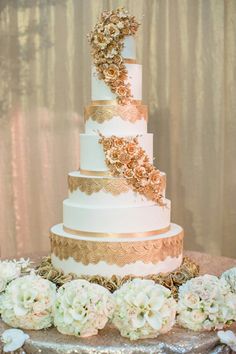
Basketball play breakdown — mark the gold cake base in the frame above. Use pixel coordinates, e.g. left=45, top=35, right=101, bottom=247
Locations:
left=36, top=256, right=199, bottom=298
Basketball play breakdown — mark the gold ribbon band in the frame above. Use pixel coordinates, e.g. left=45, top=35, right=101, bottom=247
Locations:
left=91, top=100, right=142, bottom=106
left=63, top=225, right=171, bottom=239
left=80, top=169, right=110, bottom=177
left=123, top=58, right=137, bottom=64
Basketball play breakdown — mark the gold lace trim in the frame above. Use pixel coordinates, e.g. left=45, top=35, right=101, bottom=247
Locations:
left=84, top=104, right=147, bottom=124
left=50, top=230, right=184, bottom=267
left=68, top=175, right=130, bottom=195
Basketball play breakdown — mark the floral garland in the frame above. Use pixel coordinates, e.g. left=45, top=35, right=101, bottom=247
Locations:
left=88, top=7, right=140, bottom=105
left=98, top=134, right=165, bottom=205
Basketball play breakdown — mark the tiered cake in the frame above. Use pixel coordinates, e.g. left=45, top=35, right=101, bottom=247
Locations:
left=50, top=8, right=184, bottom=278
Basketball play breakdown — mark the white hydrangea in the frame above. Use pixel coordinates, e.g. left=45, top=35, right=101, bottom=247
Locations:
left=221, top=267, right=236, bottom=293
left=0, top=261, right=21, bottom=293
left=177, top=274, right=236, bottom=331
left=53, top=279, right=115, bottom=337
left=112, top=279, right=177, bottom=340
left=0, top=274, right=56, bottom=330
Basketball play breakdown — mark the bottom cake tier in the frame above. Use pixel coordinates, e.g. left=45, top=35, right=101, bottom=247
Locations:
left=50, top=223, right=184, bottom=277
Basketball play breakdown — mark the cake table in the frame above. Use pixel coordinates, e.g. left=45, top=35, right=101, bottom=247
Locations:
left=1, top=251, right=236, bottom=354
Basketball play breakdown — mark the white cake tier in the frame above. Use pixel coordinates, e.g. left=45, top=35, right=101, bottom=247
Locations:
left=50, top=223, right=184, bottom=277
left=68, top=171, right=166, bottom=207
left=91, top=64, right=142, bottom=101
left=122, top=36, right=136, bottom=59
left=63, top=198, right=171, bottom=233
left=84, top=103, right=148, bottom=135
left=79, top=133, right=153, bottom=172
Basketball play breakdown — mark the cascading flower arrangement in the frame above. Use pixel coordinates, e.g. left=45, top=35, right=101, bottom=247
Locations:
left=88, top=7, right=140, bottom=105
left=99, top=133, right=165, bottom=205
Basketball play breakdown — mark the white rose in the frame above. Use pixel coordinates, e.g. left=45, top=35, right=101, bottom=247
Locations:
left=182, top=292, right=200, bottom=309
left=0, top=261, right=21, bottom=283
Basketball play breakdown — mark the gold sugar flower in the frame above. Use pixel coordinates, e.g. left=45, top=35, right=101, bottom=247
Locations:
left=106, top=149, right=120, bottom=164
left=113, top=55, right=122, bottom=65
left=93, top=33, right=110, bottom=49
left=117, top=21, right=124, bottom=29
left=104, top=23, right=120, bottom=38
left=101, top=138, right=113, bottom=151
left=109, top=15, right=120, bottom=24
left=104, top=64, right=120, bottom=82
left=134, top=166, right=148, bottom=179
left=149, top=170, right=162, bottom=185
left=126, top=142, right=138, bottom=156
left=113, top=137, right=126, bottom=148
left=116, top=85, right=129, bottom=97
left=118, top=152, right=131, bottom=165
left=123, top=168, right=134, bottom=179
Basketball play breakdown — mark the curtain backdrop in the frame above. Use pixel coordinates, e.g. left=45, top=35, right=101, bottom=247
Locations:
left=0, top=0, right=235, bottom=259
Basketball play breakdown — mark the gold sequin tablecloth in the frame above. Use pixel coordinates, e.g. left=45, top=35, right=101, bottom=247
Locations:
left=0, top=251, right=236, bottom=354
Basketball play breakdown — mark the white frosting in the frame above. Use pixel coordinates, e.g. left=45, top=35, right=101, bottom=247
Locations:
left=51, top=223, right=183, bottom=276
left=79, top=133, right=153, bottom=172
left=122, top=36, right=136, bottom=59
left=85, top=116, right=147, bottom=135
left=52, top=254, right=182, bottom=277
left=68, top=171, right=166, bottom=207
left=91, top=64, right=142, bottom=101
left=63, top=199, right=171, bottom=233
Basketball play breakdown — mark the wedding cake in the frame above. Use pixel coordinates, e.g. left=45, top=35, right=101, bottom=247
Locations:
left=50, top=8, right=184, bottom=278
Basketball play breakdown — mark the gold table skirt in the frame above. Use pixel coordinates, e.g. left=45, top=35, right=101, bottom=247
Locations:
left=0, top=250, right=236, bottom=354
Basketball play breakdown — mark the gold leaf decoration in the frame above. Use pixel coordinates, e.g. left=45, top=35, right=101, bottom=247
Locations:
left=84, top=104, right=148, bottom=123
left=99, top=134, right=165, bottom=205
left=50, top=230, right=184, bottom=267
left=68, top=175, right=130, bottom=195
left=36, top=255, right=198, bottom=298
left=87, top=7, right=140, bottom=105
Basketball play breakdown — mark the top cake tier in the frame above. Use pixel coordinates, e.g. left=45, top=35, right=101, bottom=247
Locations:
left=120, top=35, right=136, bottom=59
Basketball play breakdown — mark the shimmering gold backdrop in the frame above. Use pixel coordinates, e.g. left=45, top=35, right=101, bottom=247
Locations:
left=0, top=0, right=236, bottom=259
